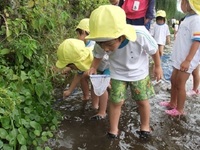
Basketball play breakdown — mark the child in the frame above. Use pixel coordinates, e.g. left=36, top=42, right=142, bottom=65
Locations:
left=61, top=18, right=109, bottom=119
left=62, top=18, right=94, bottom=100
left=160, top=0, right=200, bottom=116
left=172, top=16, right=200, bottom=97
left=56, top=39, right=93, bottom=98
left=86, top=5, right=162, bottom=138
left=76, top=18, right=110, bottom=120
left=150, top=10, right=171, bottom=57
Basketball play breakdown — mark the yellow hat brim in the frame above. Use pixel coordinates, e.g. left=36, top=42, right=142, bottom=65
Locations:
left=85, top=5, right=136, bottom=42
left=189, top=0, right=200, bottom=15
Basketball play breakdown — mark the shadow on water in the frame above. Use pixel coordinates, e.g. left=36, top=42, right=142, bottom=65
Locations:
left=48, top=45, right=200, bottom=150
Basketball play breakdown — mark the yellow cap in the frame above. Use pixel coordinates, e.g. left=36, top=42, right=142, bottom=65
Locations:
left=56, top=39, right=93, bottom=71
left=76, top=18, right=90, bottom=33
left=189, top=0, right=200, bottom=15
left=156, top=10, right=166, bottom=17
left=86, top=5, right=136, bottom=42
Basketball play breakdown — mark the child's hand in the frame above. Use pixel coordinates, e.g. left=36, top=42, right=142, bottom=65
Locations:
left=180, top=60, right=190, bottom=72
left=86, top=67, right=97, bottom=75
left=63, top=90, right=71, bottom=98
left=62, top=67, right=71, bottom=75
left=153, top=66, right=163, bottom=81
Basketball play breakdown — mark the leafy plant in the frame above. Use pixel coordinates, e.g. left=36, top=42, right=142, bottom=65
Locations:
left=0, top=0, right=108, bottom=149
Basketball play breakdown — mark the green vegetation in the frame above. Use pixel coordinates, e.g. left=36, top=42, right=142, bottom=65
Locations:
left=156, top=0, right=185, bottom=20
left=0, top=0, right=107, bottom=149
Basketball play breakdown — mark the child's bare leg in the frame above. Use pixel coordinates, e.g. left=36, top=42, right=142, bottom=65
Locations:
left=80, top=76, right=90, bottom=100
left=109, top=101, right=123, bottom=135
left=192, top=65, right=200, bottom=91
left=97, top=90, right=108, bottom=116
left=169, top=69, right=178, bottom=108
left=91, top=86, right=99, bottom=109
left=176, top=71, right=190, bottom=113
left=136, top=100, right=150, bottom=131
left=158, top=45, right=164, bottom=57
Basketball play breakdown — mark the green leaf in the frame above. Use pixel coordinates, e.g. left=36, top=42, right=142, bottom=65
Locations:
left=0, top=108, right=5, bottom=114
left=0, top=140, right=3, bottom=148
left=0, top=48, right=11, bottom=55
left=24, top=107, right=31, bottom=114
left=9, top=137, right=16, bottom=146
left=34, top=130, right=41, bottom=136
left=11, top=128, right=18, bottom=137
left=30, top=121, right=42, bottom=131
left=20, top=145, right=27, bottom=150
left=50, top=125, right=56, bottom=131
left=35, top=83, right=44, bottom=97
left=3, top=144, right=13, bottom=150
left=17, top=134, right=26, bottom=145
left=0, top=128, right=8, bottom=139
left=45, top=147, right=51, bottom=150
left=36, top=146, right=43, bottom=150
left=11, top=74, right=19, bottom=80
left=20, top=71, right=29, bottom=82
left=0, top=117, right=11, bottom=129
left=32, top=140, right=37, bottom=146
left=21, top=119, right=30, bottom=128
left=47, top=131, right=53, bottom=138
left=18, top=127, right=28, bottom=138
left=41, top=135, right=48, bottom=142
left=34, top=70, right=40, bottom=77
left=25, top=98, right=32, bottom=105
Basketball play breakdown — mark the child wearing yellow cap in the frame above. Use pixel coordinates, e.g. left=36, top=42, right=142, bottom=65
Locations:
left=160, top=0, right=200, bottom=116
left=86, top=5, right=163, bottom=139
left=150, top=10, right=171, bottom=57
left=56, top=39, right=93, bottom=92
left=61, top=18, right=95, bottom=100
left=58, top=18, right=110, bottom=120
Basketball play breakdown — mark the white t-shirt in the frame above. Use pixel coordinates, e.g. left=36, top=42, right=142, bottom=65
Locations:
left=174, top=24, right=179, bottom=31
left=150, top=23, right=170, bottom=45
left=172, top=14, right=200, bottom=73
left=93, top=26, right=158, bottom=81
left=88, top=41, right=110, bottom=72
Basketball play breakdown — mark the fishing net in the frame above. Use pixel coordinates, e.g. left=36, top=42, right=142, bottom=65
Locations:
left=90, top=75, right=110, bottom=96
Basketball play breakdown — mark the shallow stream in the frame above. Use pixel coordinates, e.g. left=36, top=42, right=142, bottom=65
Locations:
left=48, top=43, right=200, bottom=150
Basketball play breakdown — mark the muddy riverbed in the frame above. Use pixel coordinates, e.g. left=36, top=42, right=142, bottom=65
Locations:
left=48, top=42, right=200, bottom=150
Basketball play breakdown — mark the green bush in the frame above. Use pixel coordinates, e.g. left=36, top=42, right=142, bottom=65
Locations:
left=0, top=0, right=108, bottom=149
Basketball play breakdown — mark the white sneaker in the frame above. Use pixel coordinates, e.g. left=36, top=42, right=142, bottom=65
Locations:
left=186, top=89, right=200, bottom=96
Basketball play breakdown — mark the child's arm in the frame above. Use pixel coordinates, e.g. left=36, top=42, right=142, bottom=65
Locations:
left=63, top=73, right=82, bottom=98
left=180, top=41, right=200, bottom=71
left=166, top=35, right=171, bottom=45
left=86, top=57, right=102, bottom=75
left=151, top=50, right=163, bottom=81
